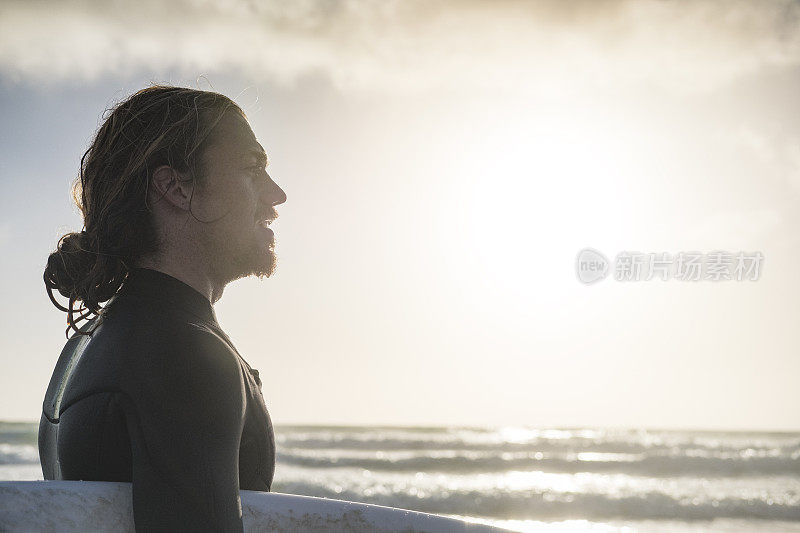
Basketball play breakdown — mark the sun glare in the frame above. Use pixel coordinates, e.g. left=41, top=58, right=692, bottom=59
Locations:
left=438, top=109, right=641, bottom=313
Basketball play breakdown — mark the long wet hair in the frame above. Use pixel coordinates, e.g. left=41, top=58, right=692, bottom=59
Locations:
left=44, top=85, right=241, bottom=339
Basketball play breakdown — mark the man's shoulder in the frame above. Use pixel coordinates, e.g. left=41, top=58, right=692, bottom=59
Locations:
left=112, top=317, right=246, bottom=429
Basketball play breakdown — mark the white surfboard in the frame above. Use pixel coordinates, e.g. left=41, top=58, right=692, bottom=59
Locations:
left=0, top=481, right=508, bottom=532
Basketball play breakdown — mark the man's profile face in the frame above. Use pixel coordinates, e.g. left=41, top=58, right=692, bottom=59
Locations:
left=191, top=110, right=286, bottom=283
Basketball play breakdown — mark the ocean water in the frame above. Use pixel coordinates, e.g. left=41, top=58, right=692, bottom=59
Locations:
left=1, top=422, right=799, bottom=532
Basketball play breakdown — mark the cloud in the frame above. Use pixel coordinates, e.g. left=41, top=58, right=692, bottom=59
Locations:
left=0, top=0, right=798, bottom=95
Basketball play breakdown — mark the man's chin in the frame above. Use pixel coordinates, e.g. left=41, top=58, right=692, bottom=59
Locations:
left=227, top=247, right=277, bottom=282
left=252, top=260, right=276, bottom=280
left=250, top=249, right=277, bottom=280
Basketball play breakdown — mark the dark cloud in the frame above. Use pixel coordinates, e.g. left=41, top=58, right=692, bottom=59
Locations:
left=0, top=0, right=797, bottom=94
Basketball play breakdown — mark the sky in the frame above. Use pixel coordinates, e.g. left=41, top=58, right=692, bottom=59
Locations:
left=1, top=0, right=799, bottom=430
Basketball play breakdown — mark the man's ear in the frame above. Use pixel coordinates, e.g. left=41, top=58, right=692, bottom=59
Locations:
left=150, top=165, right=193, bottom=211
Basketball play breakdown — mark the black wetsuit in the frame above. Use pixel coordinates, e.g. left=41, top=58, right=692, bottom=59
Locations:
left=38, top=267, right=276, bottom=532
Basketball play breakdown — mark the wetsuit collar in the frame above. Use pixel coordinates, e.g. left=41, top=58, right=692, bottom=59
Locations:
left=120, top=267, right=218, bottom=326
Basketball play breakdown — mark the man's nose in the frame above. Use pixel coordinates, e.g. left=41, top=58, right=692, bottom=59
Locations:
left=263, top=172, right=287, bottom=206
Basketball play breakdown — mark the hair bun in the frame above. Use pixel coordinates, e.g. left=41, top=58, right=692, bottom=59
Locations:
left=44, top=230, right=102, bottom=336
left=46, top=231, right=94, bottom=293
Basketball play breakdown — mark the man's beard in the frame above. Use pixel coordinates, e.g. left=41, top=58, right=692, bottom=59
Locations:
left=252, top=243, right=277, bottom=279
left=223, top=237, right=277, bottom=282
